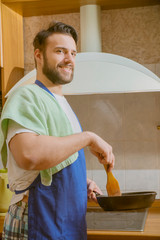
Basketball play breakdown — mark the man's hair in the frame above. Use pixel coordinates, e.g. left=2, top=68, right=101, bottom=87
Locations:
left=33, top=21, right=78, bottom=53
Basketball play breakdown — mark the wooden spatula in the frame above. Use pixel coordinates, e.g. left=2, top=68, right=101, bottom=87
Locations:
left=103, top=164, right=121, bottom=196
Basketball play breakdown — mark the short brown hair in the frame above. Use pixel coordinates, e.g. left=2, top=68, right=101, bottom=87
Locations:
left=33, top=21, right=78, bottom=52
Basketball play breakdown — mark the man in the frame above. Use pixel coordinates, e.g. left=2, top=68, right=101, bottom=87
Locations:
left=0, top=21, right=115, bottom=240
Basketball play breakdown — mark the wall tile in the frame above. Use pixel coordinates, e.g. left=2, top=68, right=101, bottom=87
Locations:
left=84, top=148, right=98, bottom=171
left=87, top=94, right=125, bottom=141
left=155, top=92, right=160, bottom=170
left=156, top=132, right=160, bottom=169
left=112, top=170, right=125, bottom=193
left=125, top=170, right=159, bottom=193
left=124, top=93, right=157, bottom=141
left=125, top=140, right=157, bottom=169
left=87, top=170, right=93, bottom=181
left=109, top=141, right=125, bottom=170
left=92, top=170, right=107, bottom=194
left=86, top=151, right=105, bottom=171
left=155, top=92, right=160, bottom=120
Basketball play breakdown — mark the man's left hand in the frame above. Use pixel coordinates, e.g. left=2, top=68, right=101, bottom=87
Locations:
left=87, top=178, right=103, bottom=203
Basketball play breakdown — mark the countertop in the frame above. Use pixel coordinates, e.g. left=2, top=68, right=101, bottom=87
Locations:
left=0, top=200, right=160, bottom=239
left=87, top=200, right=160, bottom=240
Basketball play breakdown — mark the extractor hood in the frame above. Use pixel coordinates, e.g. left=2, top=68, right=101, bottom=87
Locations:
left=5, top=4, right=160, bottom=98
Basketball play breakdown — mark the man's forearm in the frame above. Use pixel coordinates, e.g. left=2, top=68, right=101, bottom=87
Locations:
left=9, top=131, right=92, bottom=170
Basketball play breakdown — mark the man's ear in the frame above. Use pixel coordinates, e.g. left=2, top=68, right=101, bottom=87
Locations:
left=34, top=49, right=43, bottom=66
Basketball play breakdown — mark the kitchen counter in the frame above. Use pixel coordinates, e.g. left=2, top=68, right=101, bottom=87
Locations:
left=87, top=200, right=160, bottom=240
left=0, top=200, right=160, bottom=239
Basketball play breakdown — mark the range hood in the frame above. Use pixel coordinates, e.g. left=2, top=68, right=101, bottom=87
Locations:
left=5, top=4, right=160, bottom=98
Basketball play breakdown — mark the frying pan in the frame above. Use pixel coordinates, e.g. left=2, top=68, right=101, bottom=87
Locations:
left=96, top=191, right=157, bottom=211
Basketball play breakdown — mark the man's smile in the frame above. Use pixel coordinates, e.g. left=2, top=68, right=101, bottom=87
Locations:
left=58, top=65, right=73, bottom=74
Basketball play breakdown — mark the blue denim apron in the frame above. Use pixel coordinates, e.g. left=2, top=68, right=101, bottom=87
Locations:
left=15, top=80, right=87, bottom=239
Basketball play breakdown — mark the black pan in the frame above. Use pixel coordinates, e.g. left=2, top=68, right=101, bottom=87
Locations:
left=96, top=191, right=157, bottom=211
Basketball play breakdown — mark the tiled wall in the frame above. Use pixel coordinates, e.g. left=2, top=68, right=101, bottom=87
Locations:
left=66, top=90, right=160, bottom=198
left=23, top=5, right=160, bottom=197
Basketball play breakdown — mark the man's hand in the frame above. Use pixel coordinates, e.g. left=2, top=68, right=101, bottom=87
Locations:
left=87, top=178, right=103, bottom=203
left=88, top=132, right=115, bottom=171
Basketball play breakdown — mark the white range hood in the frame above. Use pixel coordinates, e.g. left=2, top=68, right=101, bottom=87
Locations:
left=63, top=52, right=160, bottom=94
left=5, top=4, right=160, bottom=98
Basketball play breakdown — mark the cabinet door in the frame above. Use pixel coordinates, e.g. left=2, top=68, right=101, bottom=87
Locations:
left=1, top=2, right=24, bottom=105
left=0, top=0, right=2, bottom=68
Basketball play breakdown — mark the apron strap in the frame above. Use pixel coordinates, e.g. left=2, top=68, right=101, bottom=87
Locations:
left=35, top=80, right=56, bottom=98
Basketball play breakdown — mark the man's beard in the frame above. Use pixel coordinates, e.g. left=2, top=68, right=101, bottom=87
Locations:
left=42, top=53, right=74, bottom=85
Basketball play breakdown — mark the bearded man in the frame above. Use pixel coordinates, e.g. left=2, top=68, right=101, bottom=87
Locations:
left=0, top=21, right=114, bottom=240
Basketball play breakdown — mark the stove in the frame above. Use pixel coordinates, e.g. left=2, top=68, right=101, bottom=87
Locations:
left=86, top=207, right=148, bottom=231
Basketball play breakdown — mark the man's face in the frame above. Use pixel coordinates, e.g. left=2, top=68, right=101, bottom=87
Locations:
left=42, top=33, right=77, bottom=85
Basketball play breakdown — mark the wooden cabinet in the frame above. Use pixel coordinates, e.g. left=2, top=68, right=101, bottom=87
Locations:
left=0, top=0, right=160, bottom=104
left=0, top=1, right=24, bottom=105
left=0, top=1, right=1, bottom=68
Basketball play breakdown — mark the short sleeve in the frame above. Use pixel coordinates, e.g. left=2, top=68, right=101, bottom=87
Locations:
left=6, top=120, right=37, bottom=144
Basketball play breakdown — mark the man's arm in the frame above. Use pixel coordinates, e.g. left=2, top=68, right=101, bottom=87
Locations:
left=9, top=131, right=114, bottom=171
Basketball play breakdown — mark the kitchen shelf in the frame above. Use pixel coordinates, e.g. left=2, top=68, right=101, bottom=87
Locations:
left=1, top=0, right=160, bottom=17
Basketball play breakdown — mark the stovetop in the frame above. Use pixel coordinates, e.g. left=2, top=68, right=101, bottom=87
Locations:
left=86, top=207, right=148, bottom=231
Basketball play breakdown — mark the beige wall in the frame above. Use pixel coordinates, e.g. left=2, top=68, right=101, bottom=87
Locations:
left=101, top=5, right=160, bottom=64
left=23, top=5, right=160, bottom=73
left=23, top=4, right=160, bottom=197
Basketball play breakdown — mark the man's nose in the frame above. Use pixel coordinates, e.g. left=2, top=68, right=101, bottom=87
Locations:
left=64, top=52, right=75, bottom=64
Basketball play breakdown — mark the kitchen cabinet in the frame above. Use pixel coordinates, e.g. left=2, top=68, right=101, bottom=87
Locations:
left=0, top=1, right=1, bottom=68
left=0, top=0, right=24, bottom=105
left=0, top=0, right=160, bottom=104
left=0, top=1, right=1, bottom=96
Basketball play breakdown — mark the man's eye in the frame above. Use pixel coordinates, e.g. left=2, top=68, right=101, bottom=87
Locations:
left=72, top=52, right=77, bottom=57
left=57, top=49, right=63, bottom=53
